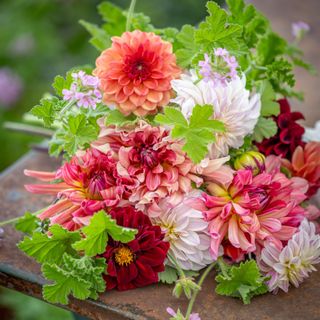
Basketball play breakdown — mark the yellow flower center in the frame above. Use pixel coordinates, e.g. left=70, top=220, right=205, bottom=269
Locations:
left=114, top=246, right=134, bottom=266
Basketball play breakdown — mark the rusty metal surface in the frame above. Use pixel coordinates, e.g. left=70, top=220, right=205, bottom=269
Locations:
left=1, top=151, right=320, bottom=320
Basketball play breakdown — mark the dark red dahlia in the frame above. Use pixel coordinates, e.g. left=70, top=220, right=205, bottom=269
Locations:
left=102, top=206, right=169, bottom=291
left=255, top=99, right=305, bottom=160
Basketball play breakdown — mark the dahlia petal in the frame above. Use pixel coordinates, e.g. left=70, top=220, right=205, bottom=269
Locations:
left=24, top=169, right=56, bottom=181
left=146, top=172, right=161, bottom=191
left=147, top=90, right=163, bottom=103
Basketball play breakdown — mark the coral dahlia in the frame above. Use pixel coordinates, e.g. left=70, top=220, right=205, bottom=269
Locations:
left=102, top=206, right=169, bottom=290
left=95, top=30, right=181, bottom=116
left=191, top=162, right=308, bottom=260
left=281, top=141, right=320, bottom=197
left=24, top=148, right=138, bottom=230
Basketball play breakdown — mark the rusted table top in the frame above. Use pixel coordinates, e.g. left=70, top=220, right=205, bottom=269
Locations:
left=0, top=150, right=320, bottom=320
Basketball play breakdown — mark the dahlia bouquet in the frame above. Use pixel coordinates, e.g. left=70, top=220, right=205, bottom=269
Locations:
left=3, top=0, right=320, bottom=318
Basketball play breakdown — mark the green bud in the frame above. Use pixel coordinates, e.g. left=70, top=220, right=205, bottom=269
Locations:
left=234, top=151, right=265, bottom=175
left=173, top=277, right=200, bottom=299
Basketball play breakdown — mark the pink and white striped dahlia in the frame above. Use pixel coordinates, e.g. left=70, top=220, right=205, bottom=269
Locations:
left=191, top=163, right=308, bottom=260
left=259, top=219, right=320, bottom=293
left=93, top=121, right=207, bottom=207
left=24, top=148, right=138, bottom=230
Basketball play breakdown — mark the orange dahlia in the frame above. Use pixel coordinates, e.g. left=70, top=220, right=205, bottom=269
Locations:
left=94, top=30, right=181, bottom=116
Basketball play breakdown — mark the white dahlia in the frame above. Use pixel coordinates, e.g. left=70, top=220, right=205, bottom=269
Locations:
left=171, top=71, right=261, bottom=157
left=148, top=192, right=214, bottom=271
left=259, top=219, right=320, bottom=293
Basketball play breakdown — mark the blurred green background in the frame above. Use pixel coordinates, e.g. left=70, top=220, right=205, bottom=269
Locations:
left=0, top=0, right=222, bottom=319
left=0, top=0, right=220, bottom=171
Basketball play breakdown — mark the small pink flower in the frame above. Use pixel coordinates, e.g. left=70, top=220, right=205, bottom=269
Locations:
left=292, top=21, right=310, bottom=39
left=62, top=70, right=102, bottom=109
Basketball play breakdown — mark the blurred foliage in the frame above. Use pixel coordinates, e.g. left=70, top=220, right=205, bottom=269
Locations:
left=0, top=288, right=73, bottom=320
left=0, top=0, right=223, bottom=171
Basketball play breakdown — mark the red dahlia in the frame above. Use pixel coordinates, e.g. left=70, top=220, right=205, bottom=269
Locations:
left=255, top=99, right=305, bottom=160
left=102, top=206, right=169, bottom=290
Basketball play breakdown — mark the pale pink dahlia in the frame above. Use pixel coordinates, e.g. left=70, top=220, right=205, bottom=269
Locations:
left=93, top=121, right=203, bottom=208
left=191, top=164, right=308, bottom=260
left=24, top=148, right=138, bottom=230
left=259, top=219, right=320, bottom=293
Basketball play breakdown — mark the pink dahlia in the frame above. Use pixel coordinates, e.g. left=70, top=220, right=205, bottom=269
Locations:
left=24, top=148, right=138, bottom=230
left=281, top=141, right=320, bottom=198
left=93, top=121, right=204, bottom=207
left=94, top=30, right=181, bottom=116
left=191, top=163, right=308, bottom=260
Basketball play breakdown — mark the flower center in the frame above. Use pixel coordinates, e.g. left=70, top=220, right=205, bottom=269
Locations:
left=114, top=246, right=134, bottom=266
left=140, top=148, right=159, bottom=168
left=124, top=56, right=151, bottom=81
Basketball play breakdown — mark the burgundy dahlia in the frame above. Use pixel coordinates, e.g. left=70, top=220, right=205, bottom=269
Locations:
left=102, top=206, right=169, bottom=290
left=255, top=99, right=305, bottom=160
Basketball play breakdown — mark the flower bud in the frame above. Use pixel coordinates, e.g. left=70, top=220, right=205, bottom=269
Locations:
left=173, top=277, right=200, bottom=299
left=234, top=151, right=265, bottom=175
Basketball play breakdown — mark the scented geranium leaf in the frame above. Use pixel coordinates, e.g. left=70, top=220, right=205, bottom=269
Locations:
left=62, top=254, right=106, bottom=300
left=215, top=260, right=268, bottom=304
left=155, top=105, right=224, bottom=163
left=159, top=266, right=199, bottom=284
left=252, top=117, right=278, bottom=143
left=189, top=105, right=225, bottom=132
left=226, top=0, right=268, bottom=47
left=159, top=266, right=178, bottom=284
left=105, top=109, right=137, bottom=126
left=175, top=25, right=199, bottom=68
left=18, top=225, right=81, bottom=264
left=15, top=212, right=40, bottom=235
left=258, top=80, right=280, bottom=117
left=256, top=32, right=287, bottom=66
left=195, top=1, right=243, bottom=52
left=72, top=210, right=137, bottom=257
left=30, top=97, right=62, bottom=128
left=155, top=107, right=188, bottom=127
left=61, top=114, right=99, bottom=156
left=183, top=130, right=215, bottom=164
left=79, top=20, right=111, bottom=51
left=42, top=263, right=91, bottom=305
left=98, top=2, right=126, bottom=36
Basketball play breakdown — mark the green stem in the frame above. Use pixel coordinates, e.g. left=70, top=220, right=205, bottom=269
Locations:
left=185, top=262, right=216, bottom=319
left=168, top=253, right=186, bottom=278
left=126, top=0, right=137, bottom=31
left=59, top=99, right=75, bottom=115
left=4, top=122, right=54, bottom=137
left=217, top=257, right=230, bottom=278
left=0, top=208, right=45, bottom=227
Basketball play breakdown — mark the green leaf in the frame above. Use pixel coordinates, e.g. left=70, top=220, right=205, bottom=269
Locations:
left=18, top=225, right=81, bottom=264
left=195, top=1, right=244, bottom=52
left=72, top=210, right=137, bottom=257
left=79, top=20, right=111, bottom=51
left=215, top=260, right=268, bottom=304
left=155, top=107, right=188, bottom=127
left=30, top=97, right=61, bottom=128
left=175, top=25, right=199, bottom=68
left=159, top=266, right=199, bottom=284
left=258, top=81, right=280, bottom=117
left=155, top=105, right=225, bottom=163
left=252, top=117, right=278, bottom=143
left=159, top=266, right=178, bottom=284
left=15, top=212, right=40, bottom=235
left=42, top=263, right=91, bottom=305
left=105, top=109, right=137, bottom=126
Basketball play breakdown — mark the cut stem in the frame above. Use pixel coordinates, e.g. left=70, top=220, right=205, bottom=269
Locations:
left=185, top=262, right=216, bottom=319
left=126, top=0, right=137, bottom=31
left=0, top=208, right=45, bottom=227
left=4, top=122, right=54, bottom=137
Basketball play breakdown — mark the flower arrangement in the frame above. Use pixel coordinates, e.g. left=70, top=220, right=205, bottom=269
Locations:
left=1, top=0, right=320, bottom=319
